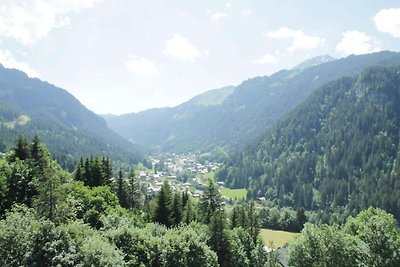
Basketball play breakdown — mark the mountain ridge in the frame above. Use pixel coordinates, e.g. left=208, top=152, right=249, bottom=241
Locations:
left=217, top=65, right=400, bottom=219
left=105, top=51, right=400, bottom=154
left=0, top=64, right=142, bottom=169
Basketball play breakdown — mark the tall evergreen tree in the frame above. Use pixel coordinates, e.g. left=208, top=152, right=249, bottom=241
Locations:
left=208, top=211, right=230, bottom=267
left=116, top=170, right=127, bottom=208
left=247, top=201, right=260, bottom=243
left=13, top=135, right=30, bottom=161
left=127, top=169, right=142, bottom=209
left=200, top=180, right=222, bottom=224
left=231, top=206, right=239, bottom=229
left=153, top=181, right=172, bottom=227
left=171, top=192, right=182, bottom=225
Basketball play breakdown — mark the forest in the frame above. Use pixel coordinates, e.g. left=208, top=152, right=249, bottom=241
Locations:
left=217, top=66, right=400, bottom=223
left=1, top=135, right=399, bottom=266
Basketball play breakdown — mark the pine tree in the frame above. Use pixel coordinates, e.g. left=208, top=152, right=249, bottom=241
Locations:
left=74, top=158, right=84, bottom=182
left=153, top=181, right=172, bottom=227
left=182, top=190, right=189, bottom=207
left=296, top=207, right=307, bottom=231
left=101, top=157, right=112, bottom=186
left=182, top=198, right=196, bottom=224
left=84, top=158, right=91, bottom=187
left=208, top=211, right=230, bottom=267
left=247, top=201, right=260, bottom=243
left=127, top=169, right=142, bottom=209
left=231, top=206, right=239, bottom=229
left=91, top=158, right=103, bottom=187
left=171, top=192, right=182, bottom=225
left=116, top=170, right=127, bottom=208
left=238, top=203, right=248, bottom=228
left=14, top=135, right=30, bottom=161
left=200, top=180, right=222, bottom=224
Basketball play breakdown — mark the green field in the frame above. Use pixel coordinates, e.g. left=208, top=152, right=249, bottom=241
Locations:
left=2, top=115, right=30, bottom=129
left=220, top=188, right=247, bottom=199
left=259, top=229, right=298, bottom=248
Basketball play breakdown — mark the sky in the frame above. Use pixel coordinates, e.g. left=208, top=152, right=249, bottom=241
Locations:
left=0, top=0, right=399, bottom=115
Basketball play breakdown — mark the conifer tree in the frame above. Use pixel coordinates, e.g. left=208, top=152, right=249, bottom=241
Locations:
left=200, top=180, right=222, bottom=224
left=231, top=206, right=239, bottom=229
left=14, top=135, right=30, bottom=161
left=154, top=181, right=172, bottom=227
left=247, top=201, right=260, bottom=243
left=127, top=169, right=142, bottom=209
left=171, top=192, right=182, bottom=225
left=116, top=170, right=127, bottom=208
left=209, top=211, right=230, bottom=267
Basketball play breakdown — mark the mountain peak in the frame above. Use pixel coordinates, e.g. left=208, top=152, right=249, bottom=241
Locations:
left=292, top=55, right=335, bottom=70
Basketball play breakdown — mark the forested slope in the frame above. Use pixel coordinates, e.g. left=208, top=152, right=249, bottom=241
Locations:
left=0, top=65, right=141, bottom=169
left=218, top=66, right=400, bottom=219
left=106, top=51, right=400, bottom=153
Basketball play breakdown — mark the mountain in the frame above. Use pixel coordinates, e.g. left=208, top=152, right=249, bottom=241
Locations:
left=217, top=65, right=400, bottom=219
left=292, top=55, right=335, bottom=70
left=105, top=51, right=400, bottom=154
left=0, top=65, right=141, bottom=169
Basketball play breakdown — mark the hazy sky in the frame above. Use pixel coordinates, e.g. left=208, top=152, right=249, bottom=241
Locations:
left=0, top=0, right=399, bottom=114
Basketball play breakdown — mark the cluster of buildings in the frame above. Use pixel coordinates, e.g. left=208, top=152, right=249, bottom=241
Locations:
left=139, top=154, right=222, bottom=198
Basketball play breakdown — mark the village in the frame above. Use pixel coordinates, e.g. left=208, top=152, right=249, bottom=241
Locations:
left=139, top=153, right=224, bottom=199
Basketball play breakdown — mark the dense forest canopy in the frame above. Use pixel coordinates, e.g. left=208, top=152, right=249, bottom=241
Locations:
left=0, top=136, right=281, bottom=267
left=106, top=51, right=400, bottom=154
left=0, top=64, right=142, bottom=170
left=218, top=65, right=400, bottom=221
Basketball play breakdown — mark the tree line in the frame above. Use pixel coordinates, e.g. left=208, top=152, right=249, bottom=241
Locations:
left=217, top=66, right=400, bottom=222
left=0, top=135, right=279, bottom=267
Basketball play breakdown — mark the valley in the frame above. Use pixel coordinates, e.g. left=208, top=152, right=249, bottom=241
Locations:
left=1, top=49, right=400, bottom=266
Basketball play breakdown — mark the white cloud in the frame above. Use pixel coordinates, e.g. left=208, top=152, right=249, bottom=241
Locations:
left=125, top=57, right=157, bottom=77
left=265, top=27, right=325, bottom=52
left=336, top=30, right=380, bottom=55
left=164, top=34, right=203, bottom=62
left=374, top=8, right=400, bottom=38
left=0, top=48, right=39, bottom=77
left=241, top=10, right=251, bottom=16
left=208, top=11, right=229, bottom=21
left=0, top=0, right=100, bottom=45
left=252, top=54, right=278, bottom=64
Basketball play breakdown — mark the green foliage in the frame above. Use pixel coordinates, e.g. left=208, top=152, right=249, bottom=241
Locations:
left=344, top=207, right=400, bottom=266
left=0, top=64, right=142, bottom=170
left=0, top=158, right=9, bottom=215
left=208, top=211, right=230, bottom=267
left=56, top=181, right=121, bottom=228
left=126, top=169, right=143, bottom=209
left=80, top=235, right=126, bottom=267
left=153, top=181, right=172, bottom=227
left=28, top=221, right=79, bottom=266
left=106, top=51, right=400, bottom=153
left=106, top=223, right=219, bottom=267
left=200, top=180, right=222, bottom=224
left=0, top=205, right=39, bottom=266
left=289, top=224, right=372, bottom=267
left=74, top=156, right=113, bottom=187
left=259, top=206, right=307, bottom=232
left=219, top=66, right=400, bottom=220
left=289, top=208, right=400, bottom=267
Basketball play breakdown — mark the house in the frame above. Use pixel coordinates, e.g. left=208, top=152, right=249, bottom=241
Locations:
left=257, top=197, right=266, bottom=203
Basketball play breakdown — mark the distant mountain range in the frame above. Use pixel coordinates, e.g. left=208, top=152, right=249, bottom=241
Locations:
left=217, top=65, right=400, bottom=220
left=104, top=51, right=400, bottom=154
left=0, top=65, right=141, bottom=170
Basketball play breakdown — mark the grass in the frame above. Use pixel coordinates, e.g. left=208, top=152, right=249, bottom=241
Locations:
left=259, top=229, right=299, bottom=248
left=2, top=115, right=30, bottom=129
left=18, top=115, right=30, bottom=125
left=220, top=188, right=247, bottom=200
